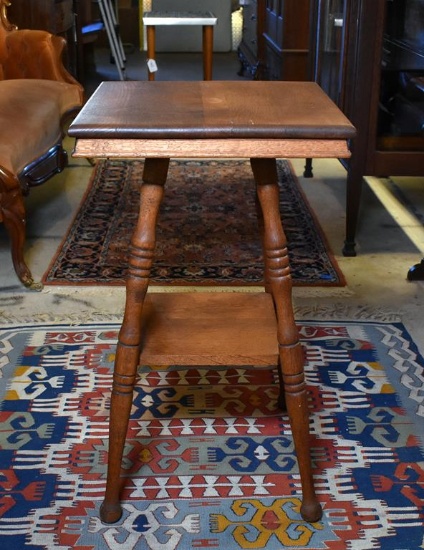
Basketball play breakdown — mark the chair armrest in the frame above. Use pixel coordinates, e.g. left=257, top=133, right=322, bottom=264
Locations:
left=1, top=28, right=82, bottom=88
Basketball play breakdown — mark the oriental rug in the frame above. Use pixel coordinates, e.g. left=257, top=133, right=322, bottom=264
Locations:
left=1, top=316, right=423, bottom=549
left=43, top=159, right=345, bottom=286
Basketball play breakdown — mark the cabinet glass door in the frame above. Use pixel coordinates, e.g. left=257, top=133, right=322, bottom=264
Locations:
left=378, top=0, right=424, bottom=151
left=313, top=0, right=347, bottom=105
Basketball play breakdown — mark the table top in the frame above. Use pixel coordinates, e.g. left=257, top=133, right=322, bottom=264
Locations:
left=68, top=81, right=355, bottom=142
left=142, top=11, right=217, bottom=25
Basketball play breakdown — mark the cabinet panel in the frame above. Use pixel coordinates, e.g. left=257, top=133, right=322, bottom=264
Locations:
left=264, top=41, right=281, bottom=80
left=265, top=2, right=282, bottom=46
left=241, top=0, right=258, bottom=58
left=8, top=0, right=74, bottom=34
left=238, top=0, right=310, bottom=80
left=238, top=0, right=264, bottom=78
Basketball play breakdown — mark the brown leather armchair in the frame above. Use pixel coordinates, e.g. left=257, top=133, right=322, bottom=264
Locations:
left=0, top=0, right=84, bottom=289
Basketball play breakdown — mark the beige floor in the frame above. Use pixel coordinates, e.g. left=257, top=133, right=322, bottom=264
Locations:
left=1, top=50, right=423, bottom=358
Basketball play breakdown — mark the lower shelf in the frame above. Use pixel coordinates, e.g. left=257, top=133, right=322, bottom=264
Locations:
left=138, top=291, right=279, bottom=366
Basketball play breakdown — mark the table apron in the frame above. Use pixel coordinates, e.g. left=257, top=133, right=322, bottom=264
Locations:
left=72, top=138, right=351, bottom=159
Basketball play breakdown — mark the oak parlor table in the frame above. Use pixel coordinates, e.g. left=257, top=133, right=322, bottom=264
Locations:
left=68, top=81, right=355, bottom=525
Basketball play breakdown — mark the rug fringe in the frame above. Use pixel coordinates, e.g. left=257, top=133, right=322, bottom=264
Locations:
left=0, top=304, right=400, bottom=326
left=41, top=285, right=355, bottom=296
left=0, top=311, right=124, bottom=326
left=294, top=303, right=401, bottom=322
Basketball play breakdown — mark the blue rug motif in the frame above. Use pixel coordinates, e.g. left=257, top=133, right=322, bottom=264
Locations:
left=0, top=318, right=423, bottom=549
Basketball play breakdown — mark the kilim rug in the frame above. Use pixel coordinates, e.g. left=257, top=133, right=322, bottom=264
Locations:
left=1, top=316, right=423, bottom=549
left=42, top=159, right=345, bottom=286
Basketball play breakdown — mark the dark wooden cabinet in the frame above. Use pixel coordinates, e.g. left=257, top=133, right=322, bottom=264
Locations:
left=310, top=0, right=424, bottom=256
left=7, top=0, right=74, bottom=34
left=237, top=0, right=265, bottom=78
left=264, top=0, right=311, bottom=80
left=238, top=0, right=311, bottom=80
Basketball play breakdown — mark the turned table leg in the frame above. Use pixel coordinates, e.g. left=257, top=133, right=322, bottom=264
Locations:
left=250, top=157, right=322, bottom=523
left=100, top=158, right=170, bottom=524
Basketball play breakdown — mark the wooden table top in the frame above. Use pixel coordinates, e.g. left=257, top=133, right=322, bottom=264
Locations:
left=69, top=81, right=355, bottom=141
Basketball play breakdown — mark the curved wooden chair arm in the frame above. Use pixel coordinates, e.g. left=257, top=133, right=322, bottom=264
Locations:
left=0, top=1, right=15, bottom=33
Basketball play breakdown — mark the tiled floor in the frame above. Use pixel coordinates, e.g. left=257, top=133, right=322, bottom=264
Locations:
left=1, top=48, right=424, bottom=357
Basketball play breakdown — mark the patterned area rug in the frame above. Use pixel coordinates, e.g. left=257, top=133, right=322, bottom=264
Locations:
left=1, top=317, right=423, bottom=549
left=42, top=159, right=345, bottom=286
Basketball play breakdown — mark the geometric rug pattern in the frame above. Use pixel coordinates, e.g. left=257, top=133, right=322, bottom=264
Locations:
left=0, top=319, right=423, bottom=549
left=43, top=159, right=345, bottom=286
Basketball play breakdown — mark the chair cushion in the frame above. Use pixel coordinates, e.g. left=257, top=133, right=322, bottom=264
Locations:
left=0, top=79, right=82, bottom=175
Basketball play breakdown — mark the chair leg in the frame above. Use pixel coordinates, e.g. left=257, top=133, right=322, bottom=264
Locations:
left=100, top=157, right=170, bottom=524
left=0, top=171, right=41, bottom=289
left=250, top=157, right=322, bottom=523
